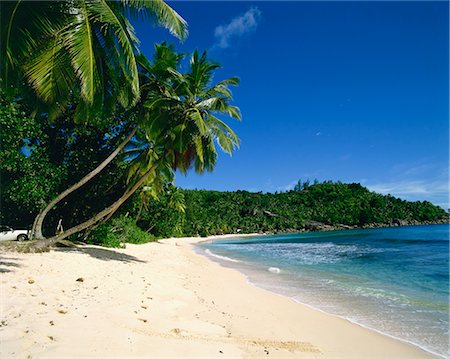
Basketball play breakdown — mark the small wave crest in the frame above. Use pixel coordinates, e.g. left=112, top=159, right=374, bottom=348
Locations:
left=268, top=267, right=281, bottom=273
left=205, top=249, right=240, bottom=263
left=378, top=238, right=446, bottom=245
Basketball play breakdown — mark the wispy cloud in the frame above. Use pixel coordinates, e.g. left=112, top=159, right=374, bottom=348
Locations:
left=214, top=7, right=261, bottom=49
left=367, top=179, right=449, bottom=208
left=276, top=180, right=298, bottom=192
left=366, top=161, right=449, bottom=209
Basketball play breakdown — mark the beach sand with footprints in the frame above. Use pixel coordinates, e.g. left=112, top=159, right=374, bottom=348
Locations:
left=1, top=235, right=436, bottom=358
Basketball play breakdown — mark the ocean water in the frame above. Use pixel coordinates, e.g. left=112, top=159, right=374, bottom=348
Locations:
left=197, top=224, right=449, bottom=357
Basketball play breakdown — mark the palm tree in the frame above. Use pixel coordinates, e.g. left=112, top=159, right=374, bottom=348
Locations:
left=135, top=45, right=241, bottom=175
left=1, top=0, right=187, bottom=120
left=123, top=45, right=241, bottom=204
left=29, top=41, right=183, bottom=241
left=33, top=46, right=241, bottom=248
left=1, top=1, right=187, bottom=240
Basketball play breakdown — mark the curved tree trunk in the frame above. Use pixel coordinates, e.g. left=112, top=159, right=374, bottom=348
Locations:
left=31, top=126, right=138, bottom=240
left=135, top=200, right=144, bottom=223
left=32, top=162, right=158, bottom=250
left=81, top=190, right=131, bottom=240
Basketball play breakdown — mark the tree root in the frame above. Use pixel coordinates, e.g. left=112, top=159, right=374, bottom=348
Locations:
left=0, top=239, right=77, bottom=253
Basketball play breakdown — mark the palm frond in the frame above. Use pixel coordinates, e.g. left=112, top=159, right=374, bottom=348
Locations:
left=202, top=136, right=217, bottom=172
left=193, top=135, right=204, bottom=166
left=1, top=1, right=67, bottom=92
left=186, top=50, right=220, bottom=97
left=226, top=105, right=241, bottom=120
left=66, top=1, right=97, bottom=104
left=90, top=0, right=140, bottom=105
left=24, top=31, right=75, bottom=113
left=187, top=108, right=208, bottom=136
left=208, top=115, right=240, bottom=154
left=205, top=77, right=240, bottom=99
left=120, top=0, right=188, bottom=40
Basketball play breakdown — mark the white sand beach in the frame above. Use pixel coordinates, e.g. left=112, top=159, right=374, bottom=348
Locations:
left=0, top=235, right=437, bottom=358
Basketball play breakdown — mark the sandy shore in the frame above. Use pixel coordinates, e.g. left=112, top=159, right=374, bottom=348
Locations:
left=1, top=235, right=437, bottom=358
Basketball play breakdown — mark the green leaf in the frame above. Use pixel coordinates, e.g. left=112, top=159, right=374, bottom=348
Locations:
left=120, top=0, right=188, bottom=40
left=67, top=1, right=96, bottom=104
left=24, top=32, right=74, bottom=112
left=90, top=0, right=140, bottom=104
left=187, top=108, right=207, bottom=136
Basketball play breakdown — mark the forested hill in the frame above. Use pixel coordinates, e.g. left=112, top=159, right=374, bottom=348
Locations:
left=141, top=181, right=449, bottom=237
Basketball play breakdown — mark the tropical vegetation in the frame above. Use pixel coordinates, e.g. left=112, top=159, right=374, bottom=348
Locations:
left=1, top=0, right=189, bottom=247
left=1, top=1, right=243, bottom=249
left=1, top=2, right=446, bottom=250
left=127, top=181, right=448, bottom=239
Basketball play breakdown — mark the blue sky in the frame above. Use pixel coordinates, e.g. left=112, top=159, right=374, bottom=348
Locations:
left=133, top=1, right=449, bottom=209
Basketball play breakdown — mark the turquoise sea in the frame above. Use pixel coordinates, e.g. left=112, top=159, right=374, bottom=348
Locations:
left=198, top=224, right=449, bottom=357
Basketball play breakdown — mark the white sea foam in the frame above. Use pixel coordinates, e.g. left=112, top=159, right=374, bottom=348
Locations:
left=225, top=242, right=383, bottom=265
left=199, top=226, right=449, bottom=357
left=268, top=267, right=281, bottom=273
left=205, top=249, right=240, bottom=263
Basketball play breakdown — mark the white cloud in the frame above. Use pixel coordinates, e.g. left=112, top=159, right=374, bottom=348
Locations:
left=214, top=7, right=261, bottom=49
left=276, top=180, right=298, bottom=192
left=365, top=162, right=449, bottom=209
left=366, top=179, right=449, bottom=208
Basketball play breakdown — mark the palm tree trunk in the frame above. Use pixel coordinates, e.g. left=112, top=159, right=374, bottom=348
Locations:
left=83, top=196, right=125, bottom=240
left=30, top=126, right=138, bottom=240
left=135, top=201, right=144, bottom=223
left=90, top=184, right=137, bottom=230
left=32, top=162, right=158, bottom=250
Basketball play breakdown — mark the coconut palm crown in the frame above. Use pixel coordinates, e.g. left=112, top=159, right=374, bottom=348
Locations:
left=126, top=43, right=241, bottom=188
left=1, top=0, right=187, bottom=121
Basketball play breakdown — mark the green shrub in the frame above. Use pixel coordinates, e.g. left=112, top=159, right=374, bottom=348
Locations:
left=87, top=223, right=123, bottom=248
left=87, top=215, right=156, bottom=247
left=117, top=216, right=156, bottom=244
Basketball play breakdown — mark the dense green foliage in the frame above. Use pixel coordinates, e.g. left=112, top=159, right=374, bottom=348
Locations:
left=0, top=91, right=131, bottom=234
left=0, top=42, right=242, bottom=241
left=1, top=1, right=243, bottom=246
left=137, top=181, right=448, bottom=238
left=131, top=186, right=186, bottom=238
left=1, top=0, right=187, bottom=121
left=1, top=3, right=446, bottom=247
left=87, top=215, right=156, bottom=248
left=1, top=91, right=446, bottom=242
left=0, top=94, right=66, bottom=226
left=1, top=1, right=194, bottom=244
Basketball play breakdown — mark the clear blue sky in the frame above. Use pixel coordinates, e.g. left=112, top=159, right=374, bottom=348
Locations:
left=133, top=1, right=449, bottom=209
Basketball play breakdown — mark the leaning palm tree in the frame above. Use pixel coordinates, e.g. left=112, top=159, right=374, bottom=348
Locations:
left=2, top=1, right=188, bottom=240
left=33, top=47, right=241, bottom=248
left=121, top=46, right=241, bottom=207
left=29, top=41, right=184, bottom=241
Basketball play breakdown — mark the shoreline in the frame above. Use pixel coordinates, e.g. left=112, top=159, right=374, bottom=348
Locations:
left=192, top=221, right=449, bottom=238
left=195, top=233, right=446, bottom=359
left=1, top=235, right=439, bottom=358
left=194, top=231, right=448, bottom=359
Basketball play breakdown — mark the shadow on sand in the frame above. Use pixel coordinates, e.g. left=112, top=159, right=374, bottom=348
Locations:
left=0, top=255, right=22, bottom=273
left=55, top=246, right=147, bottom=263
